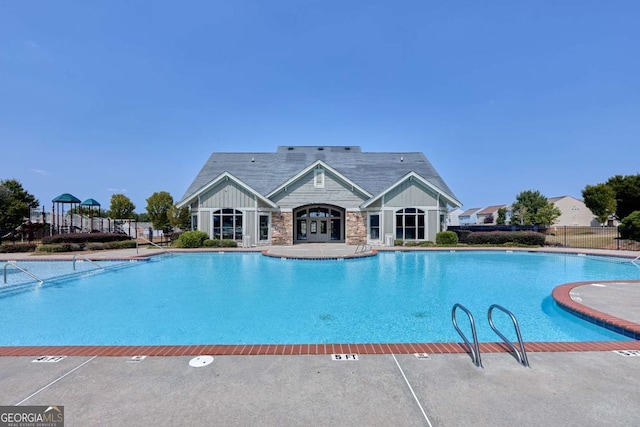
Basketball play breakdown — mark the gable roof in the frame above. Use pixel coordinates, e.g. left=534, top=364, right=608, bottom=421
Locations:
left=459, top=207, right=482, bottom=217
left=180, top=145, right=459, bottom=205
left=361, top=171, right=461, bottom=208
left=476, top=205, right=507, bottom=215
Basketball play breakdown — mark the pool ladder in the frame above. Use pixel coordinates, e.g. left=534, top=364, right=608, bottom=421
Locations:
left=452, top=303, right=530, bottom=368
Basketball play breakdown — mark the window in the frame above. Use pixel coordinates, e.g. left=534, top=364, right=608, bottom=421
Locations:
left=259, top=215, right=269, bottom=241
left=369, top=214, right=380, bottom=240
left=314, top=169, right=325, bottom=188
left=395, top=208, right=426, bottom=240
left=191, top=214, right=198, bottom=231
left=212, top=209, right=243, bottom=240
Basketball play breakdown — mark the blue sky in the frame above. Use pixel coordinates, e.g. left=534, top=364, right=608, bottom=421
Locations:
left=1, top=1, right=639, bottom=213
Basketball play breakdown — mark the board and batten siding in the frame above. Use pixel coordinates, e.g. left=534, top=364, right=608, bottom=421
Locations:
left=200, top=180, right=257, bottom=209
left=427, top=210, right=438, bottom=241
left=271, top=170, right=366, bottom=209
left=383, top=180, right=437, bottom=207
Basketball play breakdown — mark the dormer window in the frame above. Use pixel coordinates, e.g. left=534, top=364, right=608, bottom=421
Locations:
left=314, top=169, right=325, bottom=188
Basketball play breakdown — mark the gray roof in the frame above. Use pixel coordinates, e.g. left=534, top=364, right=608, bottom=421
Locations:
left=180, top=146, right=458, bottom=203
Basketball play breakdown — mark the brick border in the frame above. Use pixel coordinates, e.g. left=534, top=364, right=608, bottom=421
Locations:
left=552, top=280, right=640, bottom=340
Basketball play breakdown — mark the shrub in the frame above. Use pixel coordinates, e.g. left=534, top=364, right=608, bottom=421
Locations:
left=87, top=242, right=105, bottom=251
left=394, top=239, right=404, bottom=246
left=220, top=239, right=238, bottom=248
left=42, top=232, right=130, bottom=245
left=466, top=231, right=545, bottom=246
left=404, top=241, right=421, bottom=247
left=619, top=211, right=640, bottom=241
left=0, top=243, right=37, bottom=253
left=104, top=240, right=137, bottom=249
left=36, top=243, right=82, bottom=253
left=175, top=230, right=209, bottom=248
left=202, top=239, right=221, bottom=247
left=419, top=241, right=435, bottom=247
left=436, top=231, right=459, bottom=246
left=453, top=230, right=474, bottom=243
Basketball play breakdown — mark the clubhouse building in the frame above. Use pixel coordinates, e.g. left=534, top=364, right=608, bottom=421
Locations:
left=177, top=146, right=461, bottom=246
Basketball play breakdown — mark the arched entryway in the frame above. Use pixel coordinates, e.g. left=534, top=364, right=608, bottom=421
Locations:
left=294, top=205, right=345, bottom=243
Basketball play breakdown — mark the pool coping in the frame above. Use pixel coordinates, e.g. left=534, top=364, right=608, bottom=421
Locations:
left=1, top=248, right=639, bottom=357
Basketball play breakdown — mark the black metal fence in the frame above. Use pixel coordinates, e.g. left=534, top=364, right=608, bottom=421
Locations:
left=448, top=225, right=639, bottom=251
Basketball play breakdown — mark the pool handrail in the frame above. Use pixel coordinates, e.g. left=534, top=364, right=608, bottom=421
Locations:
left=632, top=255, right=640, bottom=265
left=451, top=303, right=483, bottom=368
left=354, top=243, right=372, bottom=254
left=488, top=304, right=530, bottom=367
left=3, top=261, right=44, bottom=285
left=72, top=255, right=104, bottom=271
left=136, top=237, right=175, bottom=256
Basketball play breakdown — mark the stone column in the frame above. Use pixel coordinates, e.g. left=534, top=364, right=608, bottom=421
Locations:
left=346, top=211, right=367, bottom=245
left=271, top=212, right=293, bottom=245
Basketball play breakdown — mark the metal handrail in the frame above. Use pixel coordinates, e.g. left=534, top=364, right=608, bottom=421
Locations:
left=488, top=304, right=530, bottom=367
left=452, top=303, right=483, bottom=368
left=632, top=255, right=640, bottom=265
left=3, top=261, right=44, bottom=285
left=136, top=237, right=174, bottom=255
left=72, top=255, right=104, bottom=271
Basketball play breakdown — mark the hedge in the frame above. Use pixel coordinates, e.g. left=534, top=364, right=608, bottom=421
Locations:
left=42, top=232, right=131, bottom=245
left=0, top=243, right=37, bottom=253
left=36, top=243, right=83, bottom=253
left=465, top=231, right=545, bottom=246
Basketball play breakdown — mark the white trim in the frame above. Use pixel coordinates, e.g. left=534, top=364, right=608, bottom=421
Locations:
left=177, top=172, right=278, bottom=209
left=267, top=160, right=373, bottom=199
left=360, top=171, right=462, bottom=209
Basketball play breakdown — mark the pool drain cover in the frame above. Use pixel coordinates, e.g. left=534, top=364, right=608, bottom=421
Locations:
left=189, top=355, right=214, bottom=367
left=32, top=356, right=66, bottom=363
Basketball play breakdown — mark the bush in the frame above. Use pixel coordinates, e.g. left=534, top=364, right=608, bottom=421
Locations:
left=86, top=242, right=105, bottom=251
left=619, top=211, right=640, bottom=241
left=436, top=231, right=459, bottom=246
left=202, top=239, right=221, bottom=247
left=465, top=231, right=545, bottom=246
left=0, top=243, right=37, bottom=253
left=36, top=243, right=82, bottom=253
left=42, top=232, right=130, bottom=245
left=104, top=240, right=137, bottom=249
left=175, top=230, right=209, bottom=248
left=404, top=241, right=421, bottom=247
left=394, top=239, right=404, bottom=246
left=221, top=239, right=238, bottom=248
left=453, top=230, right=474, bottom=243
left=419, top=241, right=436, bottom=247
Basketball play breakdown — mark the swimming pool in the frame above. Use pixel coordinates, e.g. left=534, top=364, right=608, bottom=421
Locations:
left=1, top=252, right=638, bottom=346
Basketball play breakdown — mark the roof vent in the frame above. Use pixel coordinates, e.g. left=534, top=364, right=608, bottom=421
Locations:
left=251, top=157, right=255, bottom=162
left=344, top=147, right=351, bottom=151
left=400, top=156, right=404, bottom=162
left=318, top=147, right=324, bottom=151
left=287, top=147, right=294, bottom=151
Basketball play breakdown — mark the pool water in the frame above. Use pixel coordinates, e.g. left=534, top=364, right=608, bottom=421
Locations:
left=1, top=252, right=638, bottom=346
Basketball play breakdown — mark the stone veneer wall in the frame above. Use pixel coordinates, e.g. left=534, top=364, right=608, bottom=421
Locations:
left=346, top=211, right=367, bottom=245
left=271, top=212, right=293, bottom=245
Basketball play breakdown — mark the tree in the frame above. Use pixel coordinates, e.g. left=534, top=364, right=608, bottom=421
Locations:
left=0, top=179, right=40, bottom=230
left=496, top=207, right=507, bottom=225
left=146, top=191, right=174, bottom=230
left=606, top=174, right=640, bottom=220
left=107, top=194, right=136, bottom=219
left=511, top=190, right=551, bottom=226
left=535, top=203, right=562, bottom=227
left=169, top=204, right=191, bottom=230
left=619, top=210, right=640, bottom=242
left=582, top=183, right=617, bottom=224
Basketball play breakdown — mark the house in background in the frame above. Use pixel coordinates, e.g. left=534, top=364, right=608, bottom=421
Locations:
left=178, top=146, right=461, bottom=246
left=549, top=196, right=599, bottom=226
left=475, top=205, right=507, bottom=225
left=446, top=207, right=464, bottom=226
left=458, top=208, right=482, bottom=225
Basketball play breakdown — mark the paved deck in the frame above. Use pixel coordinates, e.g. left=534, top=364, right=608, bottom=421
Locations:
left=1, top=245, right=639, bottom=425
